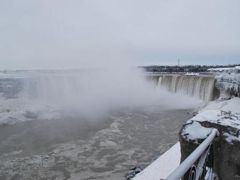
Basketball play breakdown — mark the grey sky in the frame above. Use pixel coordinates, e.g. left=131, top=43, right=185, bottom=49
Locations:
left=0, top=0, right=240, bottom=69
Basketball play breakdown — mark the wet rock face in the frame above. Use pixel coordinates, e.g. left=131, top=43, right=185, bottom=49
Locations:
left=180, top=120, right=240, bottom=180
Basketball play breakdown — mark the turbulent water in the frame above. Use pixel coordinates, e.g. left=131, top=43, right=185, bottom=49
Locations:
left=0, top=71, right=203, bottom=180
left=0, top=107, right=194, bottom=180
left=158, top=74, right=217, bottom=101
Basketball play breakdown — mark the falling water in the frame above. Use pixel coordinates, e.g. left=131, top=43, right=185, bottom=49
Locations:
left=158, top=74, right=217, bottom=101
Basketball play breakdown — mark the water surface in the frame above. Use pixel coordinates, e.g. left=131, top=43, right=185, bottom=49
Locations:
left=0, top=106, right=194, bottom=180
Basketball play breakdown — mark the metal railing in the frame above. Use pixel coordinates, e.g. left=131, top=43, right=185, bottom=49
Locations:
left=166, top=129, right=219, bottom=180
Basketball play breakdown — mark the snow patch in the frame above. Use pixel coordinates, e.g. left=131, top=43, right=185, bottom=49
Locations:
left=182, top=121, right=212, bottom=142
left=191, top=98, right=240, bottom=130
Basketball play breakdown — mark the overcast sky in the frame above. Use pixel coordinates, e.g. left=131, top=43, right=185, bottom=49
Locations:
left=0, top=0, right=240, bottom=69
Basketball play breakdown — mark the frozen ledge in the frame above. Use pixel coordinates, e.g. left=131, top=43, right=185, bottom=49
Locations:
left=133, top=142, right=180, bottom=180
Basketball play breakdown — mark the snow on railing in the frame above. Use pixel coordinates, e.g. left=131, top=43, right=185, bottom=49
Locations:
left=166, top=129, right=219, bottom=180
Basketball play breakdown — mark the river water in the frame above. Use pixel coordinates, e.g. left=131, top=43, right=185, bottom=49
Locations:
left=0, top=106, right=194, bottom=180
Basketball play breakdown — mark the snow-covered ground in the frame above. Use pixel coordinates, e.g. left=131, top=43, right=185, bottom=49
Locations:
left=133, top=142, right=180, bottom=180
left=183, top=98, right=240, bottom=142
left=208, top=66, right=240, bottom=73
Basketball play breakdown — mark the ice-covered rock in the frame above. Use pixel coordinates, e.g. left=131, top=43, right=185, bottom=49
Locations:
left=215, top=69, right=240, bottom=98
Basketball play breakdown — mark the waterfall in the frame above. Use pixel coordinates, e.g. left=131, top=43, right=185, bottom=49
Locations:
left=158, top=74, right=217, bottom=101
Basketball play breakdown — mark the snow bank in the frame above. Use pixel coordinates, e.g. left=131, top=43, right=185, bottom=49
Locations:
left=133, top=142, right=181, bottom=180
left=181, top=121, right=212, bottom=142
left=208, top=66, right=240, bottom=73
left=182, top=97, right=240, bottom=142
left=193, top=98, right=240, bottom=128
